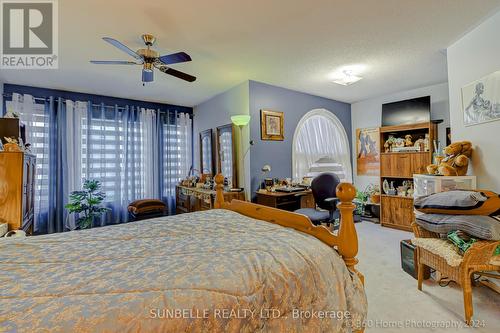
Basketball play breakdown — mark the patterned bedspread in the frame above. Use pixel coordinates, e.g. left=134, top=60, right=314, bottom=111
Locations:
left=0, top=209, right=366, bottom=333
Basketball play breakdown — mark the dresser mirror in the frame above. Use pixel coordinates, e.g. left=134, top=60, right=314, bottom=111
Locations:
left=199, top=129, right=214, bottom=176
left=216, top=124, right=237, bottom=188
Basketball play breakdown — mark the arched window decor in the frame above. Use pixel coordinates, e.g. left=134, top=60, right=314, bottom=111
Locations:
left=292, top=109, right=352, bottom=183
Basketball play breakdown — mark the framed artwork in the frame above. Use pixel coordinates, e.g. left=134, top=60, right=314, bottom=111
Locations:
left=356, top=127, right=380, bottom=176
left=461, top=70, right=500, bottom=126
left=260, top=110, right=284, bottom=141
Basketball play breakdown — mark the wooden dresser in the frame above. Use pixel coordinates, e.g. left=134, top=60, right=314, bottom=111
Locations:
left=0, top=152, right=36, bottom=234
left=175, top=185, right=245, bottom=214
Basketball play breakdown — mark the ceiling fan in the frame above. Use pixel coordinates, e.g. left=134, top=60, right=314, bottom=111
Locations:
left=90, top=34, right=196, bottom=84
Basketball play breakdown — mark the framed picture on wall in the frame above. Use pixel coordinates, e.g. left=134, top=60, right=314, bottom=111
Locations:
left=461, top=70, right=500, bottom=127
left=356, top=127, right=380, bottom=176
left=260, top=109, right=284, bottom=141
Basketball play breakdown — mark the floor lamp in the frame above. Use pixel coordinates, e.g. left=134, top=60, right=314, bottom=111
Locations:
left=231, top=115, right=251, bottom=195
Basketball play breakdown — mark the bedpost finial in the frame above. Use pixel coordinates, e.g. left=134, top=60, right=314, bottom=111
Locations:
left=214, top=173, right=224, bottom=187
left=336, top=183, right=356, bottom=203
left=214, top=173, right=225, bottom=209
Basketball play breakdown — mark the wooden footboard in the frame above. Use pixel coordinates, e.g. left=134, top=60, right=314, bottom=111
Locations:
left=213, top=174, right=363, bottom=283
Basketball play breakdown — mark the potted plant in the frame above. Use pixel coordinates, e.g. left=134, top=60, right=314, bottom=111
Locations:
left=355, top=189, right=370, bottom=216
left=65, top=180, right=109, bottom=229
left=354, top=184, right=381, bottom=217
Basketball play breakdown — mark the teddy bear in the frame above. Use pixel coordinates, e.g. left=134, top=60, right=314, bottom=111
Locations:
left=426, top=141, right=472, bottom=176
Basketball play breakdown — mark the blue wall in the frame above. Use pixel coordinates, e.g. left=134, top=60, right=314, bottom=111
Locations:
left=249, top=80, right=352, bottom=197
left=193, top=82, right=251, bottom=196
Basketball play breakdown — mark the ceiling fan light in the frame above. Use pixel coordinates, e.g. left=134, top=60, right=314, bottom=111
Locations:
left=142, top=69, right=154, bottom=82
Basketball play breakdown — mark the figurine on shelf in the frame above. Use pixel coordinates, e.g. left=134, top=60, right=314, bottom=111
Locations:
left=3, top=137, right=21, bottom=152
left=388, top=181, right=396, bottom=196
left=384, top=141, right=390, bottom=153
left=383, top=179, right=390, bottom=194
left=397, top=186, right=406, bottom=197
left=385, top=135, right=396, bottom=152
left=394, top=138, right=405, bottom=148
left=404, top=134, right=413, bottom=147
left=401, top=180, right=414, bottom=197
left=414, top=137, right=425, bottom=152
left=424, top=133, right=430, bottom=152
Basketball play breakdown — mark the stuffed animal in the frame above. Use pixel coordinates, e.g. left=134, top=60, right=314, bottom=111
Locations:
left=426, top=141, right=472, bottom=176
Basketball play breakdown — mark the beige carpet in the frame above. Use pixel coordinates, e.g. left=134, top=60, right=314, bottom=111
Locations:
left=355, top=221, right=500, bottom=333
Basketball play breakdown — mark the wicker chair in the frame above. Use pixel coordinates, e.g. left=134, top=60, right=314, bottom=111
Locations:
left=412, top=223, right=500, bottom=325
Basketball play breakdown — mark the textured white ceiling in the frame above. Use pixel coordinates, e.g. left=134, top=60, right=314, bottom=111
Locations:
left=1, top=0, right=500, bottom=106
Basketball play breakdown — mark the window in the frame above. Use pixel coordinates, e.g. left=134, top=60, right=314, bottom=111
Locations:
left=8, top=93, right=192, bottom=232
left=292, top=109, right=352, bottom=182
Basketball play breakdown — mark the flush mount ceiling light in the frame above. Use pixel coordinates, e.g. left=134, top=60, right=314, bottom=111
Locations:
left=332, top=70, right=362, bottom=86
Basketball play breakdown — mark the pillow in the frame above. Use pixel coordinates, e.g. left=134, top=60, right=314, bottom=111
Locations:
left=415, top=214, right=500, bottom=240
left=414, top=190, right=500, bottom=216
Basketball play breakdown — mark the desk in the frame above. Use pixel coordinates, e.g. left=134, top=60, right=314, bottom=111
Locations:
left=255, top=190, right=315, bottom=211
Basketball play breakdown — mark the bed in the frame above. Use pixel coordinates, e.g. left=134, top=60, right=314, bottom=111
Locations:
left=0, top=176, right=366, bottom=333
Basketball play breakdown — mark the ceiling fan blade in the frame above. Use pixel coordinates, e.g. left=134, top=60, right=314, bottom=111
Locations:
left=90, top=60, right=138, bottom=65
left=157, top=65, right=196, bottom=82
left=159, top=52, right=192, bottom=65
left=142, top=69, right=154, bottom=82
left=102, top=37, right=144, bottom=63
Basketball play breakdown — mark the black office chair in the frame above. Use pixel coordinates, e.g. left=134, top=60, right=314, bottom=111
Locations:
left=295, top=173, right=340, bottom=226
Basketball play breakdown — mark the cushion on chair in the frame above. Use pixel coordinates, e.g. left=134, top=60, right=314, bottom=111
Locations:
left=412, top=237, right=500, bottom=267
left=415, top=214, right=500, bottom=240
left=295, top=208, right=330, bottom=224
left=414, top=190, right=500, bottom=216
left=128, top=199, right=166, bottom=215
left=412, top=238, right=464, bottom=267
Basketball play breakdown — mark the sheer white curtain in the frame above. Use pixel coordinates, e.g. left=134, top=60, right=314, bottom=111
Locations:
left=292, top=109, right=352, bottom=182
left=140, top=108, right=160, bottom=198
left=162, top=112, right=192, bottom=213
left=177, top=112, right=192, bottom=178
left=65, top=101, right=85, bottom=194
left=9, top=94, right=50, bottom=226
left=11, top=93, right=36, bottom=146
left=65, top=100, right=86, bottom=229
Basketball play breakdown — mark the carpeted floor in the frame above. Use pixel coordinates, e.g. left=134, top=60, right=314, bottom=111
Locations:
left=355, top=221, right=500, bottom=332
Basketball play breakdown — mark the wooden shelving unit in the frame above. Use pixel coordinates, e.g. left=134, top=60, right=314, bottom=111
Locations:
left=379, top=122, right=437, bottom=231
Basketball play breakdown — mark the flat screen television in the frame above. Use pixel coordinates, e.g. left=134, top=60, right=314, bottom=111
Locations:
left=382, top=96, right=430, bottom=126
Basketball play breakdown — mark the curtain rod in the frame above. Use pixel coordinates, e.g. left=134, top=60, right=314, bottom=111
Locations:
left=2, top=93, right=188, bottom=114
